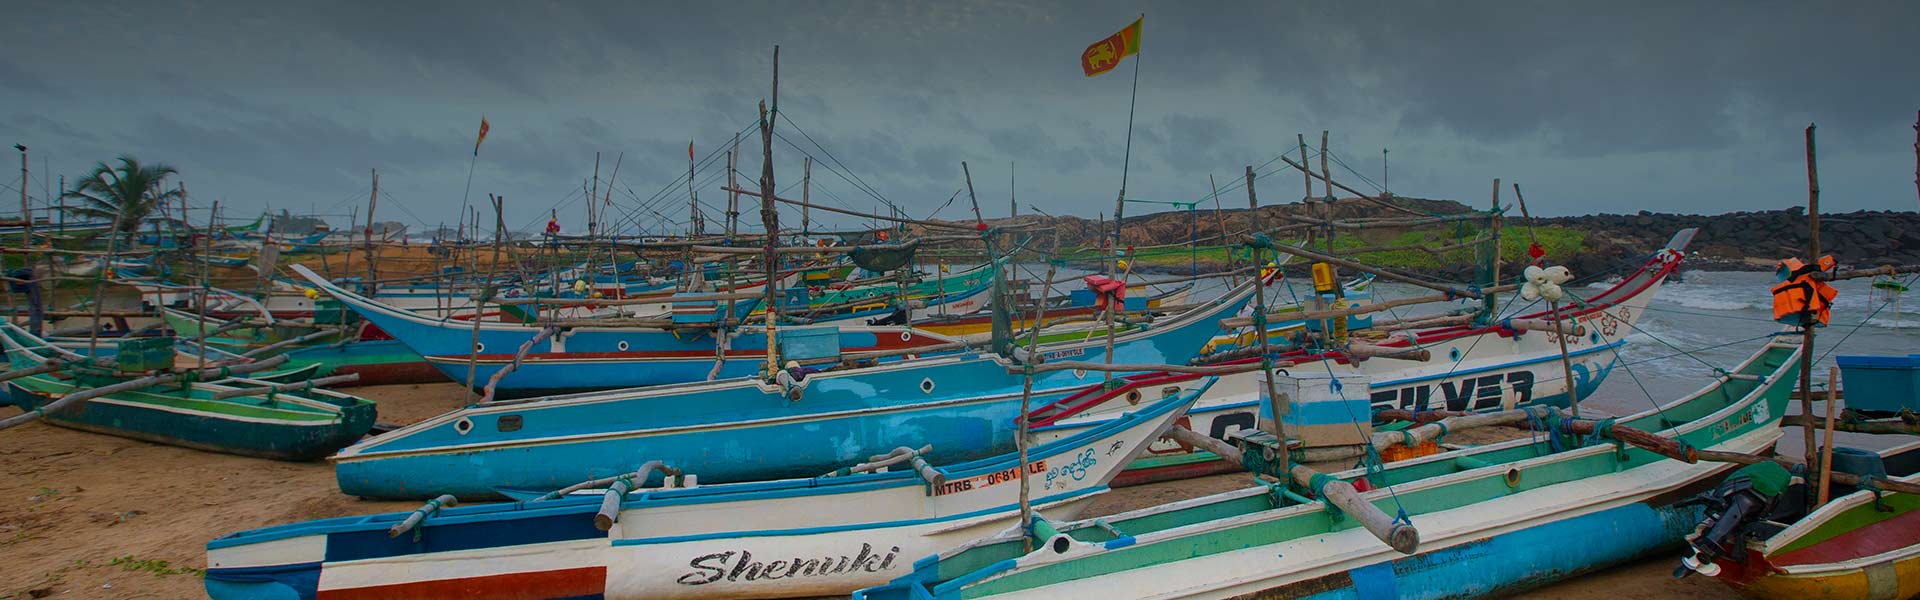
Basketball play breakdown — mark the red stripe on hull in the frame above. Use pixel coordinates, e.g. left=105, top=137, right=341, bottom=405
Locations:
left=317, top=566, right=605, bottom=600
left=1772, top=504, right=1920, bottom=567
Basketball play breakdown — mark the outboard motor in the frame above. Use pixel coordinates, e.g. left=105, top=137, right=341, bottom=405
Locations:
left=1675, top=462, right=1792, bottom=578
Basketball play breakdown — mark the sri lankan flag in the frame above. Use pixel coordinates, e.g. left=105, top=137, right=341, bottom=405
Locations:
left=473, top=117, right=490, bottom=156
left=1081, top=16, right=1142, bottom=77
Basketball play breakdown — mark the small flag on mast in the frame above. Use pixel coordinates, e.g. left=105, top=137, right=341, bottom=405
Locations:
left=688, top=140, right=695, bottom=162
left=474, top=117, right=491, bottom=156
left=1081, top=16, right=1142, bottom=77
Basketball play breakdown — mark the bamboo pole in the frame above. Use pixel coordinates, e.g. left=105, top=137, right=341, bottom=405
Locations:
left=0, top=355, right=289, bottom=431
left=477, top=326, right=557, bottom=403
left=1816, top=366, right=1839, bottom=505
left=1182, top=426, right=1417, bottom=554
left=209, top=374, right=360, bottom=400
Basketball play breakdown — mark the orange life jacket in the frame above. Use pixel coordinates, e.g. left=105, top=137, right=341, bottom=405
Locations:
left=1770, top=256, right=1838, bottom=327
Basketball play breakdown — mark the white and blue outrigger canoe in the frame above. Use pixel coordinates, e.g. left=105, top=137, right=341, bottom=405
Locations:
left=205, top=380, right=1206, bottom=600
left=856, top=333, right=1801, bottom=600
left=325, top=275, right=1262, bottom=499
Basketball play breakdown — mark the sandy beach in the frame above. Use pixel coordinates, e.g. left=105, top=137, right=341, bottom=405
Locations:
left=1, top=381, right=1745, bottom=600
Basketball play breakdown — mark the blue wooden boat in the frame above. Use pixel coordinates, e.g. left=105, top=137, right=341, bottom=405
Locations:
left=325, top=277, right=1259, bottom=499
left=292, top=265, right=972, bottom=395
left=205, top=381, right=1207, bottom=600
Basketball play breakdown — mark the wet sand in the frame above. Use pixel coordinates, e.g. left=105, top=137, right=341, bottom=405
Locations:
left=2, top=381, right=1736, bottom=599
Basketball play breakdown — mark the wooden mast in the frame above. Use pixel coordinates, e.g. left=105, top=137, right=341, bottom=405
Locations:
left=1246, top=164, right=1286, bottom=469
left=1799, top=123, right=1822, bottom=479
left=758, top=46, right=781, bottom=377
left=364, top=169, right=379, bottom=296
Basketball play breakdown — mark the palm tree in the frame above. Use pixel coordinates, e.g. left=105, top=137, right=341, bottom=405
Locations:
left=62, top=156, right=182, bottom=235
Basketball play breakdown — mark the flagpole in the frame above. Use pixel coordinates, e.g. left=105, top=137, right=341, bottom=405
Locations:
left=1109, top=14, right=1143, bottom=256
left=459, top=153, right=478, bottom=242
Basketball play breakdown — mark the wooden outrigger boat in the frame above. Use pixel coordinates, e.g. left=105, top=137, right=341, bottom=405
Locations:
left=323, top=275, right=1259, bottom=499
left=1, top=324, right=377, bottom=460
left=203, top=381, right=1206, bottom=599
left=855, top=334, right=1803, bottom=599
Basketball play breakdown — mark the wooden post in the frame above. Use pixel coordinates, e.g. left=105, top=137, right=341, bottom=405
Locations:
left=16, top=145, right=28, bottom=250
left=1488, top=179, right=1501, bottom=314
left=1913, top=110, right=1918, bottom=209
left=962, top=161, right=984, bottom=227
left=364, top=170, right=380, bottom=296
left=1010, top=161, right=1017, bottom=218
left=801, top=156, right=812, bottom=235
left=1817, top=366, right=1840, bottom=505
left=1800, top=123, right=1822, bottom=478
left=1297, top=134, right=1314, bottom=250
left=199, top=194, right=216, bottom=367
left=589, top=152, right=601, bottom=239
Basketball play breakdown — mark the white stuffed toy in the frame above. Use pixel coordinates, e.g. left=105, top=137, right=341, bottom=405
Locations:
left=1520, top=265, right=1573, bottom=301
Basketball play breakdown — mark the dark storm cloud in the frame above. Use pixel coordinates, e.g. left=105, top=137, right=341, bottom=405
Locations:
left=3, top=0, right=1916, bottom=232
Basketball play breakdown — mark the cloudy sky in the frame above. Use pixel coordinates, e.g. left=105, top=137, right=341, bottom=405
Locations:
left=3, top=1, right=1916, bottom=235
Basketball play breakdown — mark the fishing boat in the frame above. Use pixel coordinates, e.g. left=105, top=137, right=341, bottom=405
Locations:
left=203, top=381, right=1205, bottom=599
left=323, top=275, right=1259, bottom=499
left=1043, top=233, right=1690, bottom=485
left=1, top=324, right=377, bottom=460
left=1679, top=440, right=1920, bottom=599
left=293, top=264, right=976, bottom=395
left=855, top=334, right=1803, bottom=599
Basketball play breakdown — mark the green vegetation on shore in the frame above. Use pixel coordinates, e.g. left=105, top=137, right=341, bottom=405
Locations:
left=1049, top=225, right=1587, bottom=274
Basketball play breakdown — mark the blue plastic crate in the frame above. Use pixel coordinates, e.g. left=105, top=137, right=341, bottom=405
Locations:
left=778, top=326, right=842, bottom=363
left=1836, top=354, right=1920, bottom=415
